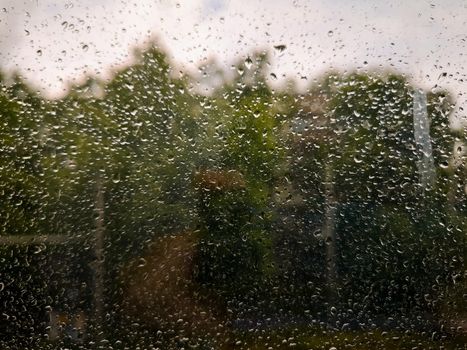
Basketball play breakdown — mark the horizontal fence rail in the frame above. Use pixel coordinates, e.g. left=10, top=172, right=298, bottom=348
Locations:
left=0, top=234, right=87, bottom=245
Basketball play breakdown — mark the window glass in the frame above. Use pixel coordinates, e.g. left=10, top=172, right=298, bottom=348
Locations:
left=1, top=1, right=465, bottom=349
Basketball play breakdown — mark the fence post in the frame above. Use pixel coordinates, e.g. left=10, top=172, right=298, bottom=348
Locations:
left=93, top=174, right=105, bottom=333
left=323, top=162, right=337, bottom=317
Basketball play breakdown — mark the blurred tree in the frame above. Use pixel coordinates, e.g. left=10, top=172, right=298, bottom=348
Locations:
left=193, top=53, right=285, bottom=307
left=285, top=71, right=464, bottom=323
left=0, top=41, right=465, bottom=343
left=0, top=73, right=52, bottom=235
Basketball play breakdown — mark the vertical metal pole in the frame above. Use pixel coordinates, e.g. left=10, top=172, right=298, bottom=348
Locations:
left=413, top=89, right=436, bottom=190
left=93, top=174, right=105, bottom=332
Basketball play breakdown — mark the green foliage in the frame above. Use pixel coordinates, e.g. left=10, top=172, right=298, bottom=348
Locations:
left=284, top=71, right=464, bottom=319
left=0, top=74, right=52, bottom=235
left=194, top=54, right=283, bottom=297
left=0, top=44, right=464, bottom=341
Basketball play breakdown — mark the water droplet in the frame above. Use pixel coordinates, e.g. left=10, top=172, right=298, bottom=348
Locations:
left=438, top=72, right=447, bottom=80
left=273, top=44, right=286, bottom=52
left=245, top=56, right=253, bottom=69
left=82, top=44, right=89, bottom=52
left=138, top=258, right=147, bottom=267
left=36, top=49, right=42, bottom=56
left=33, top=244, right=45, bottom=254
left=327, top=30, right=334, bottom=37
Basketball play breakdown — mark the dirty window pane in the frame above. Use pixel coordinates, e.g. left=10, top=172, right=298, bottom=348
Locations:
left=1, top=1, right=466, bottom=349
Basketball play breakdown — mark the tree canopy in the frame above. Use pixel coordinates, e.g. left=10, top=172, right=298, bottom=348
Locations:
left=0, top=44, right=465, bottom=347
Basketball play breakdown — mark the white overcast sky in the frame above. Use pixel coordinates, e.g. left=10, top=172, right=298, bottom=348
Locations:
left=0, top=0, right=466, bottom=125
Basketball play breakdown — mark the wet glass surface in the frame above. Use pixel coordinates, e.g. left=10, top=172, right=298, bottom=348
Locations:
left=0, top=1, right=466, bottom=349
